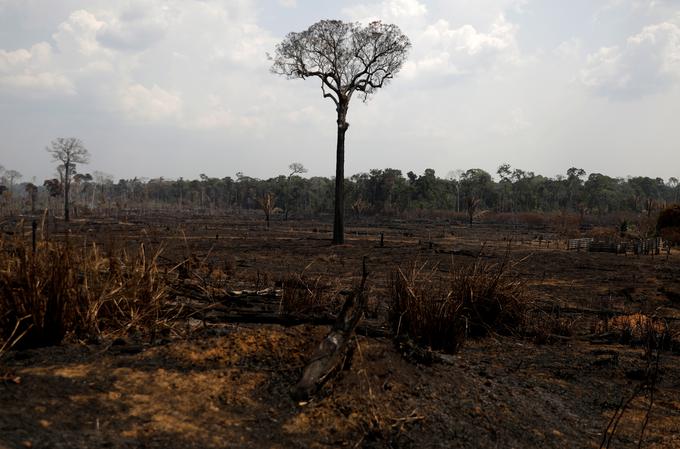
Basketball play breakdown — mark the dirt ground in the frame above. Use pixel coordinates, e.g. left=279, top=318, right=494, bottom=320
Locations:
left=2, top=213, right=680, bottom=449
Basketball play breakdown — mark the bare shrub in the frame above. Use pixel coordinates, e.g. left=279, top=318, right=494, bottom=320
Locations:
left=389, top=256, right=530, bottom=353
left=525, top=311, right=576, bottom=344
left=597, top=313, right=673, bottom=350
left=279, top=274, right=341, bottom=316
left=0, top=233, right=171, bottom=349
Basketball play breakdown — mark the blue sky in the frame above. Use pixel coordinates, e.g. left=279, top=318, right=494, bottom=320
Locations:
left=1, top=0, right=679, bottom=183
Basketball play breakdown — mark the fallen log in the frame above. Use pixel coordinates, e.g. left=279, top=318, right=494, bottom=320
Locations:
left=191, top=305, right=389, bottom=338
left=170, top=279, right=389, bottom=337
left=291, top=258, right=369, bottom=401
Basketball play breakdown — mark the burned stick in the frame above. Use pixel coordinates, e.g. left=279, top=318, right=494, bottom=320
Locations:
left=292, top=257, right=369, bottom=401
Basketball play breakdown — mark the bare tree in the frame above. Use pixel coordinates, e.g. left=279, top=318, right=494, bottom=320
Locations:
left=257, top=192, right=277, bottom=230
left=46, top=137, right=90, bottom=221
left=271, top=20, right=410, bottom=244
left=4, top=170, right=22, bottom=190
left=285, top=162, right=307, bottom=220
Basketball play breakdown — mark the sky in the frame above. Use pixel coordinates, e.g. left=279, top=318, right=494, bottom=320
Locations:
left=1, top=0, right=679, bottom=183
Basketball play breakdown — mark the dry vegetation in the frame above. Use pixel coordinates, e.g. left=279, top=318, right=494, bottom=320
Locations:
left=1, top=212, right=680, bottom=448
left=389, top=254, right=529, bottom=354
left=0, top=222, right=173, bottom=349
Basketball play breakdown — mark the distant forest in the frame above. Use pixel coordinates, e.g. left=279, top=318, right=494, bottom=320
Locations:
left=1, top=165, right=679, bottom=218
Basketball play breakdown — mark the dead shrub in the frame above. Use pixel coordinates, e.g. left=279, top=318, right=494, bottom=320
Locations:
left=525, top=311, right=576, bottom=344
left=597, top=313, right=673, bottom=350
left=389, top=256, right=530, bottom=353
left=0, top=232, right=171, bottom=349
left=279, top=274, right=341, bottom=316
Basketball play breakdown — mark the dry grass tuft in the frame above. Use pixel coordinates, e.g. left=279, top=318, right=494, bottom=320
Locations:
left=0, top=230, right=173, bottom=349
left=389, top=255, right=530, bottom=354
left=597, top=313, right=674, bottom=351
left=279, top=274, right=341, bottom=316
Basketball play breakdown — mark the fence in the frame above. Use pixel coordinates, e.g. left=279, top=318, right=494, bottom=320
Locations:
left=567, top=238, right=593, bottom=251
left=567, top=237, right=664, bottom=255
left=633, top=237, right=663, bottom=255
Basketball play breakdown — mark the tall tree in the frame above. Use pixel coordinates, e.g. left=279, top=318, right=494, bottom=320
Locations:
left=46, top=137, right=90, bottom=221
left=271, top=20, right=410, bottom=244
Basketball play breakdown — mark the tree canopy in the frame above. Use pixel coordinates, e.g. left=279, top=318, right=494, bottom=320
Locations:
left=271, top=20, right=411, bottom=106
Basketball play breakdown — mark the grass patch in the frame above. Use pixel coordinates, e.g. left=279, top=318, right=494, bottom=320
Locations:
left=0, top=228, right=173, bottom=349
left=389, top=255, right=530, bottom=354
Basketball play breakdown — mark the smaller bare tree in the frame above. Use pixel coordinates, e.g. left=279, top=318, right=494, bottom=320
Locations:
left=46, top=137, right=90, bottom=221
left=285, top=162, right=307, bottom=220
left=645, top=198, right=657, bottom=218
left=258, top=192, right=277, bottom=230
left=4, top=170, right=22, bottom=190
left=466, top=196, right=481, bottom=226
left=352, top=197, right=369, bottom=215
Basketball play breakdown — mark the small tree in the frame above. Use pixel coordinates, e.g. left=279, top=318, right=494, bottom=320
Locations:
left=285, top=162, right=307, bottom=220
left=46, top=137, right=90, bottom=221
left=271, top=20, right=410, bottom=244
left=258, top=192, right=277, bottom=230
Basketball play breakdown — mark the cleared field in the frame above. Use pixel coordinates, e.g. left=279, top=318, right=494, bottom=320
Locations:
left=1, top=213, right=680, bottom=449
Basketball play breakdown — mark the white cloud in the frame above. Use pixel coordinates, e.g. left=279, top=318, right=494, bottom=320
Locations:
left=0, top=43, right=75, bottom=95
left=119, top=83, right=181, bottom=122
left=278, top=0, right=297, bottom=8
left=422, top=16, right=515, bottom=55
left=492, top=108, right=531, bottom=136
left=580, top=19, right=680, bottom=98
left=343, top=1, right=521, bottom=81
left=404, top=14, right=519, bottom=78
left=53, top=10, right=107, bottom=57
left=555, top=38, right=582, bottom=59
left=343, top=0, right=428, bottom=24
left=595, top=0, right=677, bottom=21
left=0, top=1, right=276, bottom=127
left=96, top=5, right=169, bottom=51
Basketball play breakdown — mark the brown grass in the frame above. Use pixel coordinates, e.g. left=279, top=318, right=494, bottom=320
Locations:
left=0, top=229, right=173, bottom=349
left=597, top=313, right=674, bottom=351
left=389, top=255, right=530, bottom=353
left=279, top=273, right=341, bottom=316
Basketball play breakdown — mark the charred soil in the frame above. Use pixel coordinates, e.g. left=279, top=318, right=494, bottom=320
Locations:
left=2, top=213, right=680, bottom=448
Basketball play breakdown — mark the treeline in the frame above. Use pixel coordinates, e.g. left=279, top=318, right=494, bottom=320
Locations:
left=1, top=165, right=679, bottom=218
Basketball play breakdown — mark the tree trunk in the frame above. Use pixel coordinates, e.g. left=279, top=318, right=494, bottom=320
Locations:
left=333, top=102, right=349, bottom=245
left=64, top=164, right=70, bottom=222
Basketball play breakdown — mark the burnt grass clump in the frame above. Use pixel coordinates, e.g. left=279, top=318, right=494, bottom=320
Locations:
left=0, top=227, right=173, bottom=350
left=389, top=255, right=530, bottom=354
left=279, top=273, right=342, bottom=316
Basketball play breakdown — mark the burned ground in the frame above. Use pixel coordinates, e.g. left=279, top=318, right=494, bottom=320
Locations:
left=1, top=213, right=680, bottom=448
